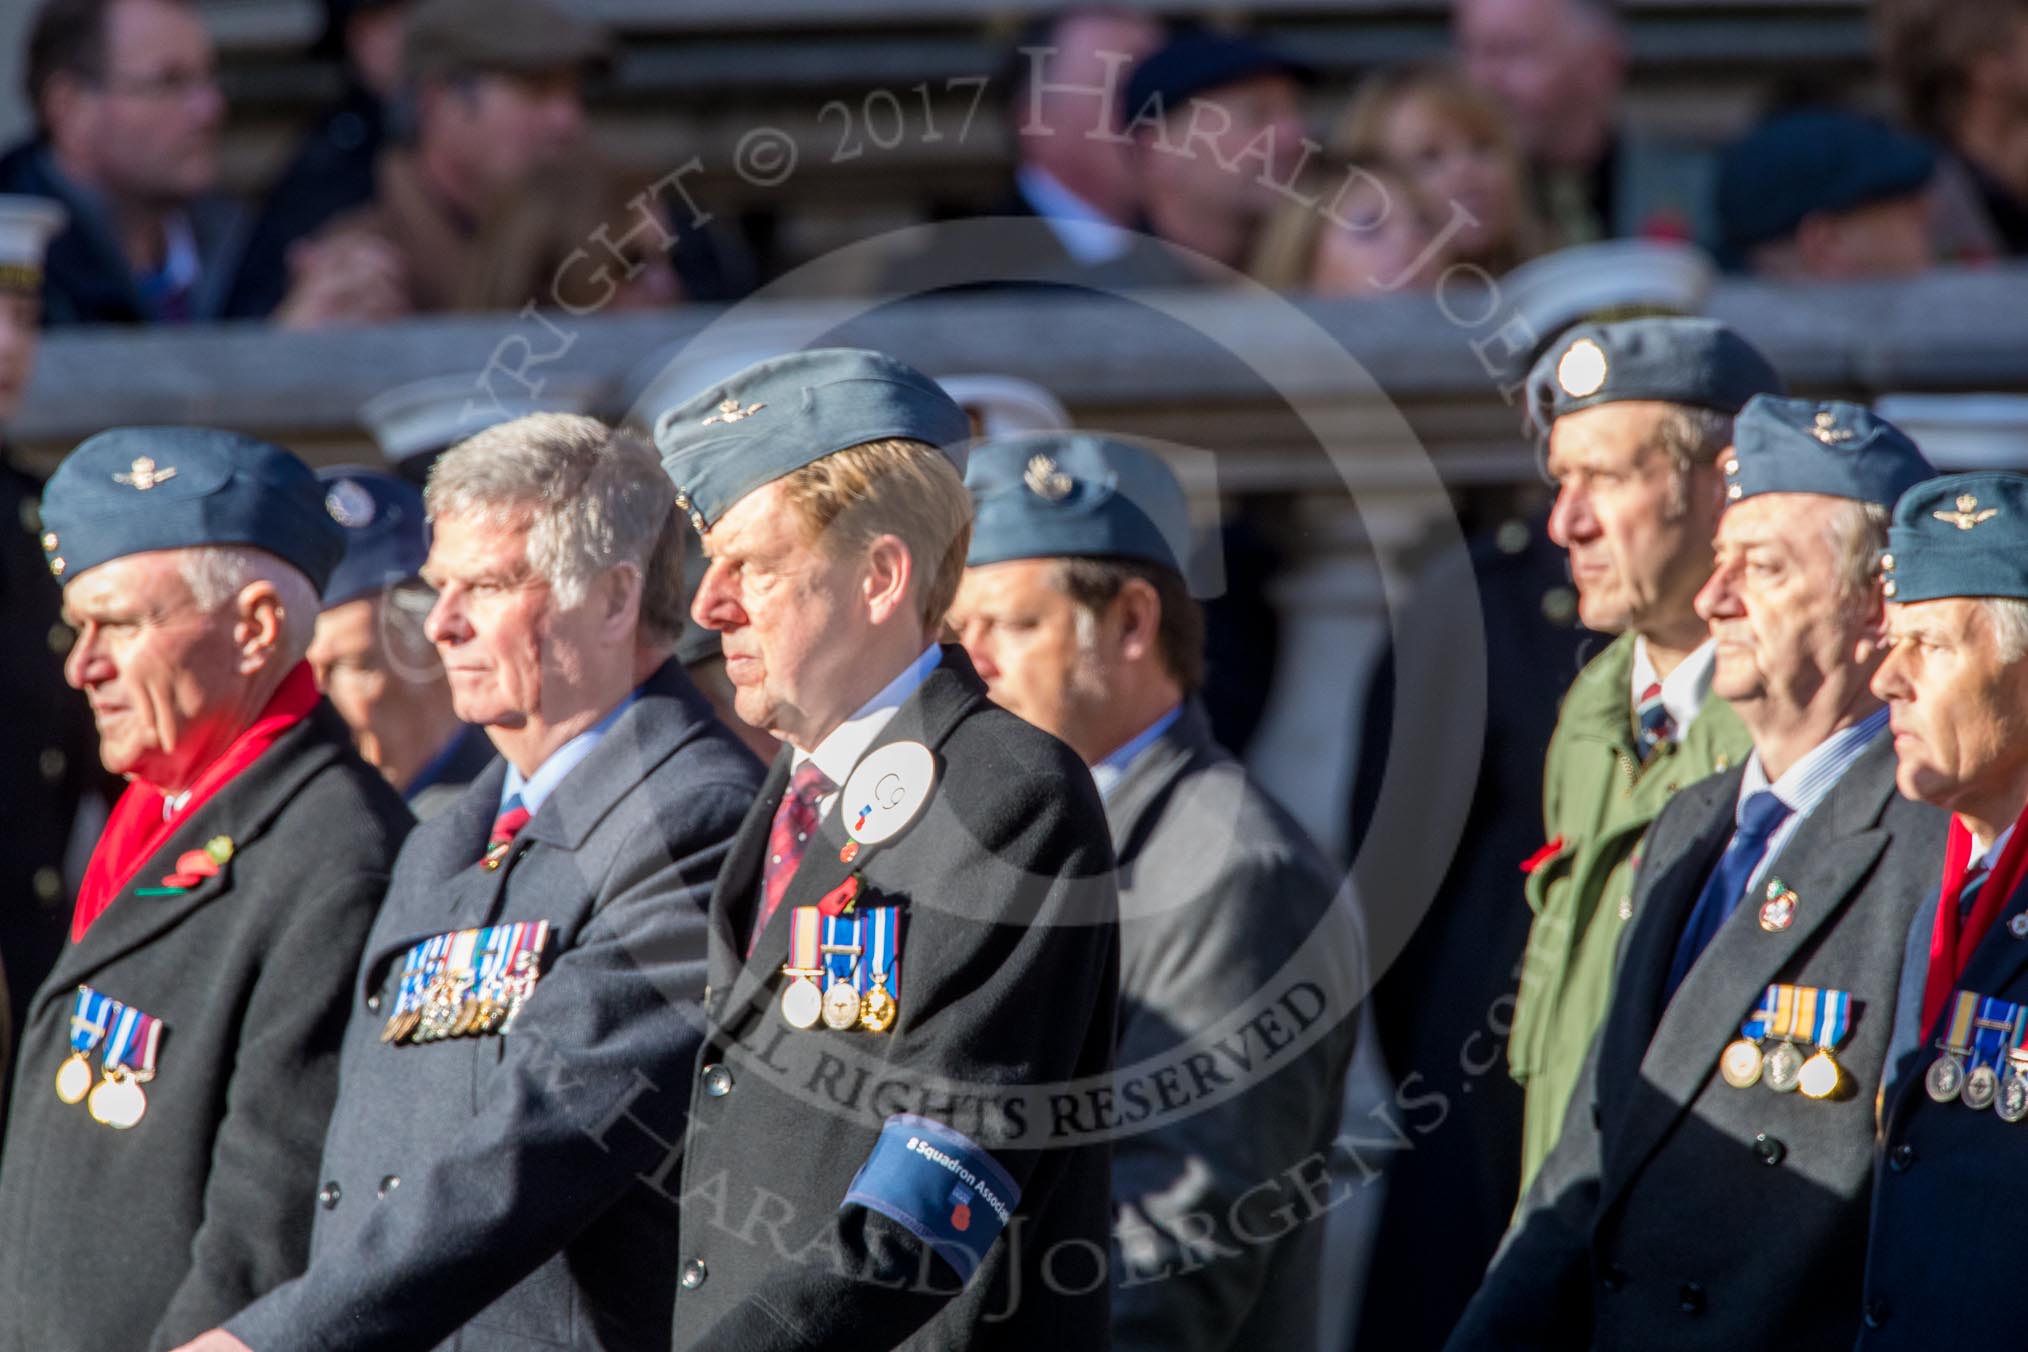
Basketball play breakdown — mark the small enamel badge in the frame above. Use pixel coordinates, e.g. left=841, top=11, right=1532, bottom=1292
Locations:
left=2009, top=913, right=2028, bottom=939
left=1759, top=879, right=1798, bottom=932
left=841, top=741, right=936, bottom=847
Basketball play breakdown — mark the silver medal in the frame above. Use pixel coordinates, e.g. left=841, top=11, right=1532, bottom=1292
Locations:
left=1998, top=1072, right=2028, bottom=1123
left=1764, top=1040, right=1805, bottom=1093
left=1964, top=1063, right=2000, bottom=1111
left=1927, top=1053, right=1967, bottom=1103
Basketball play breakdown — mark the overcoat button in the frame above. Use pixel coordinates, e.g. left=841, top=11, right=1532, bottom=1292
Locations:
left=318, top=1182, right=342, bottom=1210
left=702, top=1064, right=734, bottom=1097
left=379, top=1175, right=401, bottom=1198
left=1600, top=1264, right=1627, bottom=1293
left=680, top=1259, right=707, bottom=1289
left=1755, top=1133, right=1786, bottom=1166
left=366, top=993, right=382, bottom=1013
left=1889, top=1142, right=1916, bottom=1172
left=1679, top=1282, right=1706, bottom=1315
left=1864, top=1300, right=1891, bottom=1329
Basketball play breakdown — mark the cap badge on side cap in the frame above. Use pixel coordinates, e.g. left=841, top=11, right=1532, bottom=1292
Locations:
left=1809, top=411, right=1854, bottom=446
left=1933, top=493, right=1999, bottom=532
left=1556, top=339, right=1609, bottom=399
left=701, top=398, right=766, bottom=426
left=324, top=479, right=377, bottom=529
left=1023, top=455, right=1073, bottom=501
left=112, top=457, right=176, bottom=491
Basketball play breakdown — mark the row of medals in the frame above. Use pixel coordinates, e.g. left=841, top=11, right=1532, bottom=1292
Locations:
left=380, top=957, right=538, bottom=1045
left=1925, top=1048, right=2028, bottom=1121
left=1721, top=1036, right=1843, bottom=1099
left=782, top=967, right=897, bottom=1033
left=55, top=1053, right=149, bottom=1130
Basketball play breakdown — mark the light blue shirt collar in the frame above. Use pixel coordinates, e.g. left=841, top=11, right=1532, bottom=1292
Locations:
left=499, top=690, right=640, bottom=818
left=794, top=644, right=942, bottom=807
left=1015, top=164, right=1133, bottom=265
left=1091, top=703, right=1184, bottom=802
left=1732, top=706, right=1889, bottom=898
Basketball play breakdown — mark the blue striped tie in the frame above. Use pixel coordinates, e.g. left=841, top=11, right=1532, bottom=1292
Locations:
left=1664, top=790, right=1794, bottom=1000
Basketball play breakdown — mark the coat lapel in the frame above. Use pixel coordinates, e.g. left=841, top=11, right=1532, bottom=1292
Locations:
left=1606, top=738, right=1896, bottom=1207
left=1103, top=701, right=1210, bottom=871
left=1607, top=769, right=1740, bottom=1049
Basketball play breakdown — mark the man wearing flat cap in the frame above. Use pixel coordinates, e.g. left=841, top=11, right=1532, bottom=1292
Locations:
left=0, top=194, right=106, bottom=1113
left=181, top=414, right=763, bottom=1352
left=950, top=433, right=1360, bottom=1352
left=309, top=466, right=492, bottom=819
left=654, top=348, right=1120, bottom=1349
left=1860, top=471, right=2028, bottom=1347
left=0, top=427, right=413, bottom=1350
left=1508, top=316, right=1773, bottom=1191
left=275, top=0, right=610, bottom=327
left=1451, top=399, right=1946, bottom=1351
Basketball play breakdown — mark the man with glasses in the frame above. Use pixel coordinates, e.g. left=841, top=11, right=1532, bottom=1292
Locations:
left=0, top=0, right=245, bottom=324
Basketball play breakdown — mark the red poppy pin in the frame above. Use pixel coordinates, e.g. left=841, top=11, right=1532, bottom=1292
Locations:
left=817, top=874, right=861, bottom=917
left=1520, top=836, right=1567, bottom=876
left=147, top=835, right=235, bottom=893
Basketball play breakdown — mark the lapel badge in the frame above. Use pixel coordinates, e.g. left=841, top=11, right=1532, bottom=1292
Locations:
left=1934, top=493, right=1999, bottom=532
left=841, top=741, right=937, bottom=848
left=1759, top=879, right=1797, bottom=932
left=1555, top=338, right=1608, bottom=398
left=2008, top=912, right=2028, bottom=939
left=113, top=456, right=177, bottom=491
left=701, top=397, right=765, bottom=426
left=839, top=841, right=860, bottom=864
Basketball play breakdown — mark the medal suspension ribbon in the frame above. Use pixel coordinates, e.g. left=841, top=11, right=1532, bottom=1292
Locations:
left=865, top=907, right=898, bottom=1001
left=1923, top=802, right=2028, bottom=1034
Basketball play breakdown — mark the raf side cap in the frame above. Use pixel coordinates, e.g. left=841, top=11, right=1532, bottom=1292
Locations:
left=317, top=466, right=430, bottom=607
left=965, top=433, right=1190, bottom=574
left=652, top=348, right=971, bottom=534
left=41, top=427, right=345, bottom=591
left=1724, top=396, right=1935, bottom=508
left=0, top=194, right=65, bottom=296
left=1530, top=316, right=1782, bottom=431
left=1881, top=472, right=2028, bottom=603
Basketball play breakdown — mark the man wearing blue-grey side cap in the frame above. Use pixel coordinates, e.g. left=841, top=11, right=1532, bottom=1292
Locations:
left=653, top=348, right=1120, bottom=1351
left=1453, top=398, right=1946, bottom=1351
left=309, top=467, right=492, bottom=819
left=1508, top=316, right=1773, bottom=1192
left=950, top=433, right=1360, bottom=1352
left=1862, top=472, right=2028, bottom=1348
left=0, top=427, right=412, bottom=1351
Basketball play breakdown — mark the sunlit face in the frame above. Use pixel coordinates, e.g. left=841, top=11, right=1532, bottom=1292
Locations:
left=1874, top=597, right=2028, bottom=814
left=689, top=481, right=876, bottom=749
left=61, top=550, right=242, bottom=783
left=949, top=559, right=1108, bottom=748
left=1546, top=401, right=1723, bottom=635
left=0, top=292, right=41, bottom=422
left=1378, top=92, right=1516, bottom=261
left=421, top=512, right=561, bottom=730
left=59, top=0, right=223, bottom=203
left=1696, top=493, right=1878, bottom=709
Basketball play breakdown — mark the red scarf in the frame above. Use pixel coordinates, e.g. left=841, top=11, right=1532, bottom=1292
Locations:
left=71, top=663, right=321, bottom=941
left=1921, top=801, right=2028, bottom=1034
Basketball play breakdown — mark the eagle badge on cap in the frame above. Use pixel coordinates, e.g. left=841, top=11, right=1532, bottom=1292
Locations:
left=1555, top=339, right=1608, bottom=399
left=1933, top=493, right=1999, bottom=531
left=1023, top=455, right=1073, bottom=501
left=113, top=457, right=176, bottom=491
left=1808, top=410, right=1855, bottom=446
left=324, top=479, right=377, bottom=529
left=701, top=398, right=766, bottom=426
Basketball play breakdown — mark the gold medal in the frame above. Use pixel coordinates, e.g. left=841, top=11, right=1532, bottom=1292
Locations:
left=87, top=1068, right=148, bottom=1130
left=822, top=979, right=863, bottom=1031
left=1720, top=1038, right=1764, bottom=1089
left=780, top=975, right=823, bottom=1030
left=54, top=1052, right=92, bottom=1105
left=1798, top=1046, right=1843, bottom=1100
left=860, top=977, right=897, bottom=1034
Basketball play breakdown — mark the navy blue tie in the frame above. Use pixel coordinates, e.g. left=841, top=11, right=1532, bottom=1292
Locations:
left=1663, top=791, right=1794, bottom=1000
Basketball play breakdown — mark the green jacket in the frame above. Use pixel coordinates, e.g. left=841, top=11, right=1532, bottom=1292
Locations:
left=1508, top=631, right=1749, bottom=1192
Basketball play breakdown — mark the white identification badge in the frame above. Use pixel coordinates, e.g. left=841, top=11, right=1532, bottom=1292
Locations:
left=842, top=741, right=936, bottom=846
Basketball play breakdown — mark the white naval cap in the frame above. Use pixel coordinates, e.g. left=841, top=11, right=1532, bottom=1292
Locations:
left=936, top=374, right=1073, bottom=439
left=1871, top=394, right=2028, bottom=473
left=0, top=194, right=66, bottom=294
left=359, top=373, right=607, bottom=466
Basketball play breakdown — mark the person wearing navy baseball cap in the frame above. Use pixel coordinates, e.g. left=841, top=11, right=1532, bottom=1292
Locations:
left=1456, top=399, right=1947, bottom=1349
left=952, top=431, right=1359, bottom=1352
left=653, top=347, right=1120, bottom=1350
left=0, top=425, right=412, bottom=1350
left=309, top=466, right=492, bottom=818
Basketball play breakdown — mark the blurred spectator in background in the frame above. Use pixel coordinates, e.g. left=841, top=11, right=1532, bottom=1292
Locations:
left=454, top=158, right=683, bottom=313
left=1124, top=29, right=1310, bottom=282
left=1248, top=158, right=1445, bottom=294
left=1335, top=66, right=1545, bottom=276
left=1876, top=0, right=2028, bottom=258
left=224, top=0, right=415, bottom=319
left=274, top=0, right=608, bottom=328
left=0, top=0, right=243, bottom=324
left=1454, top=0, right=1714, bottom=245
left=310, top=466, right=492, bottom=819
left=1716, top=108, right=1936, bottom=280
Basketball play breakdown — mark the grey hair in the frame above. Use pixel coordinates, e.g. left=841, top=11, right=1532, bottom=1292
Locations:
left=424, top=413, right=686, bottom=647
left=1818, top=498, right=1893, bottom=601
left=1982, top=596, right=2028, bottom=664
left=177, top=545, right=320, bottom=663
left=1654, top=405, right=1736, bottom=473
